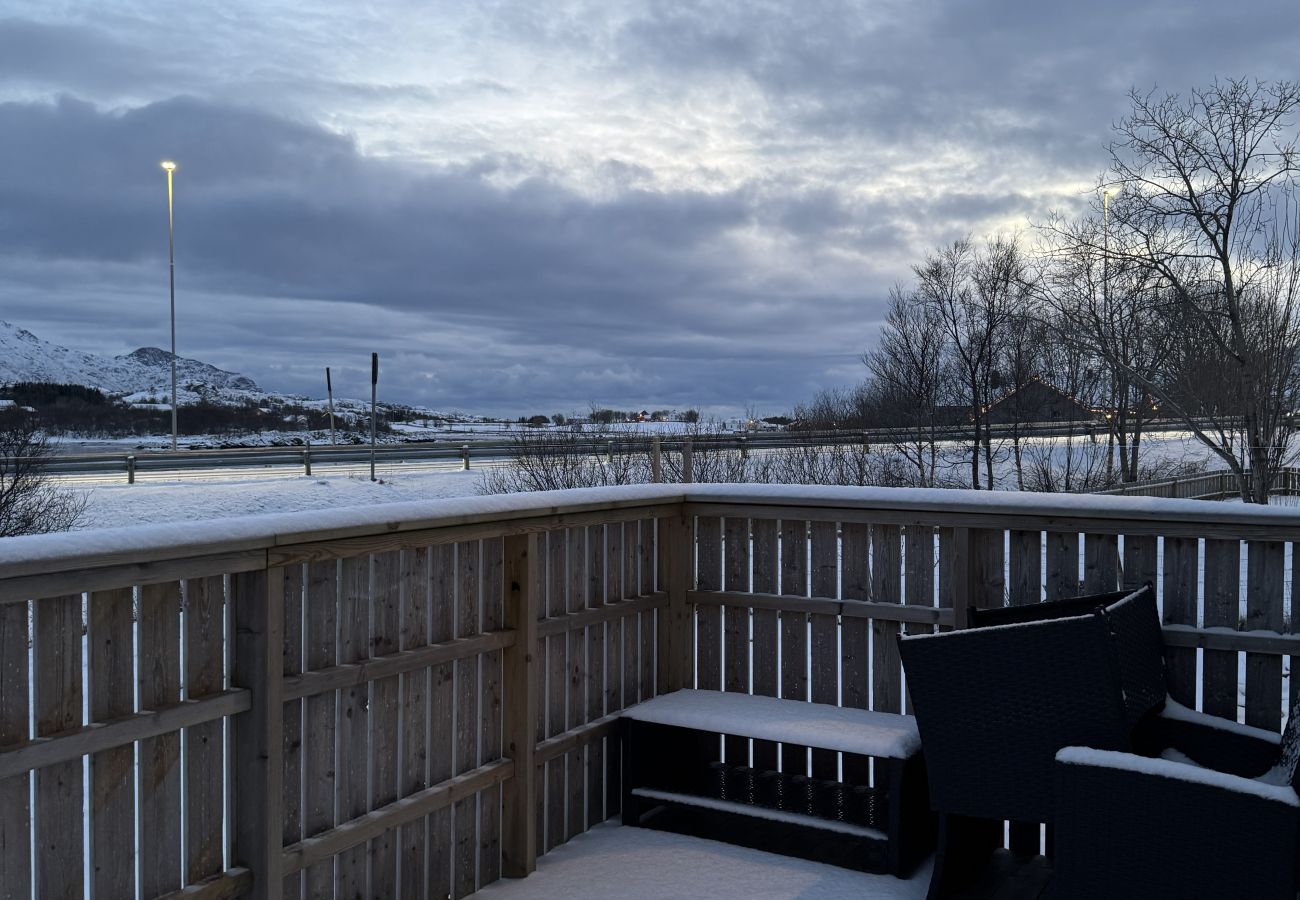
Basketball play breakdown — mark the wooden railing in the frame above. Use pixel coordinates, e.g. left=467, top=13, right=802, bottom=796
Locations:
left=1097, top=466, right=1300, bottom=500
left=3, top=484, right=1300, bottom=899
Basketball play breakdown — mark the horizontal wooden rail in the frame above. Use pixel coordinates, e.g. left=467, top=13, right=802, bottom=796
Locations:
left=0, top=689, right=250, bottom=780
left=282, top=630, right=515, bottom=701
left=691, top=589, right=955, bottom=627
left=280, top=758, right=514, bottom=876
left=536, top=593, right=668, bottom=639
left=156, top=867, right=253, bottom=900
left=534, top=713, right=622, bottom=767
left=0, top=549, right=266, bottom=604
left=1161, top=624, right=1300, bottom=656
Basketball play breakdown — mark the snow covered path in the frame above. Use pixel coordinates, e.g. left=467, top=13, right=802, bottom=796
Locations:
left=472, top=823, right=928, bottom=900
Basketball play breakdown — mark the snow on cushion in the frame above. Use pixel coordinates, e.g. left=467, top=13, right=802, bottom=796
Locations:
left=622, top=689, right=921, bottom=759
left=1056, top=746, right=1300, bottom=807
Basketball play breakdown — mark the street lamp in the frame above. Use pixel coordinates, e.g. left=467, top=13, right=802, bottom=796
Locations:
left=161, top=160, right=178, bottom=450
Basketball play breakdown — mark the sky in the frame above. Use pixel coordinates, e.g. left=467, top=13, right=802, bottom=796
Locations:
left=0, top=1, right=1296, bottom=418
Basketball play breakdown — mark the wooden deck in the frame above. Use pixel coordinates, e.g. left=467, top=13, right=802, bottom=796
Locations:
left=3, top=484, right=1299, bottom=900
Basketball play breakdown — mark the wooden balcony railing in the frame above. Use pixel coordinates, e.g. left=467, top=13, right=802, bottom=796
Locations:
left=2, top=484, right=1300, bottom=899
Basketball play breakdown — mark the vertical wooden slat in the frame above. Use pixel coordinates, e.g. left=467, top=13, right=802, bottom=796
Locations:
left=621, top=521, right=640, bottom=706
left=399, top=547, right=430, bottom=900
left=188, top=576, right=228, bottom=887
left=1083, top=533, right=1120, bottom=594
left=871, top=525, right=902, bottom=714
left=1245, top=541, right=1284, bottom=731
left=638, top=519, right=655, bottom=703
left=604, top=524, right=623, bottom=820
left=277, top=569, right=303, bottom=899
left=453, top=542, right=480, bottom=899
left=585, top=525, right=606, bottom=827
left=1203, top=539, right=1240, bottom=720
left=502, top=533, right=540, bottom=878
left=566, top=527, right=587, bottom=840
left=303, top=561, right=338, bottom=897
left=809, top=521, right=838, bottom=780
left=90, top=588, right=134, bottom=899
left=695, top=516, right=723, bottom=691
left=34, top=594, right=83, bottom=900
left=970, top=528, right=1006, bottom=609
left=480, top=537, right=504, bottom=885
left=370, top=552, right=402, bottom=898
left=0, top=598, right=29, bottom=900
left=139, top=582, right=182, bottom=897
left=841, top=523, right=871, bottom=783
left=723, top=517, right=751, bottom=766
left=336, top=557, right=371, bottom=899
left=545, top=532, right=567, bottom=853
left=1044, top=531, right=1080, bottom=598
left=232, top=568, right=285, bottom=900
left=1008, top=530, right=1041, bottom=606
left=1162, top=537, right=1198, bottom=708
left=903, top=524, right=935, bottom=714
left=1122, top=535, right=1158, bottom=591
left=750, top=519, right=780, bottom=772
left=429, top=545, right=456, bottom=900
left=779, top=519, right=808, bottom=774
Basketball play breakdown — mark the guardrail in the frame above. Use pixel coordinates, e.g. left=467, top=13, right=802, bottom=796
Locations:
left=25, top=418, right=1203, bottom=483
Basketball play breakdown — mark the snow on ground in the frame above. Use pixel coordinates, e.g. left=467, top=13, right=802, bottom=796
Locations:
left=75, top=468, right=484, bottom=529
left=472, top=823, right=927, bottom=900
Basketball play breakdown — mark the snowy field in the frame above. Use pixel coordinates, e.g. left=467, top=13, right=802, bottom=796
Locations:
left=473, top=823, right=927, bottom=900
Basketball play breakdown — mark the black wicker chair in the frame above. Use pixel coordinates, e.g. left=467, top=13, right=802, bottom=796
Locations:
left=898, top=609, right=1133, bottom=897
left=1054, top=703, right=1300, bottom=899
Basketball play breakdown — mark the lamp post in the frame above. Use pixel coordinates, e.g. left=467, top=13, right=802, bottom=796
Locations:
left=161, top=160, right=178, bottom=451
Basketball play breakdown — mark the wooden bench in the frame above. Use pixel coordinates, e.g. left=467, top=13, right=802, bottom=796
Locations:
left=620, top=689, right=935, bottom=876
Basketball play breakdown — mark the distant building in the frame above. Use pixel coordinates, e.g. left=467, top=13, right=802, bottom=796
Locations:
left=984, top=377, right=1100, bottom=425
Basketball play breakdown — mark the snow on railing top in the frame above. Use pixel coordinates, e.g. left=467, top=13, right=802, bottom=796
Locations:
left=6, top=482, right=1300, bottom=579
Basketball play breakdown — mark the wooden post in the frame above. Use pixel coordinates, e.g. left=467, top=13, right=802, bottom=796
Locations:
left=681, top=439, right=693, bottom=484
left=232, top=567, right=285, bottom=900
left=651, top=437, right=662, bottom=483
left=949, top=527, right=973, bottom=630
left=502, top=533, right=539, bottom=877
left=303, top=442, right=311, bottom=476
left=662, top=512, right=694, bottom=692
left=462, top=445, right=471, bottom=470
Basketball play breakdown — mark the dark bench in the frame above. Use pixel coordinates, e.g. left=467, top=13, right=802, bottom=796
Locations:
left=620, top=689, right=934, bottom=876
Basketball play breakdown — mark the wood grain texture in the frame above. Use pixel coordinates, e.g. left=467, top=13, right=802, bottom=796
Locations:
left=398, top=547, right=430, bottom=900
left=1044, top=531, right=1080, bottom=599
left=370, top=552, right=402, bottom=898
left=479, top=538, right=504, bottom=886
left=779, top=519, right=808, bottom=774
left=1083, top=533, right=1120, bottom=594
left=1008, top=530, right=1041, bottom=607
left=187, top=576, right=229, bottom=887
left=723, top=517, right=751, bottom=765
left=428, top=544, right=456, bottom=900
left=1161, top=537, right=1198, bottom=708
left=750, top=518, right=780, bottom=771
left=502, top=533, right=539, bottom=878
left=0, top=598, right=29, bottom=900
left=1245, top=541, right=1284, bottom=731
left=1202, top=539, right=1240, bottom=720
left=870, top=525, right=902, bottom=714
left=90, top=588, right=134, bottom=899
left=585, top=525, right=606, bottom=828
left=336, top=556, right=371, bottom=900
left=139, top=581, right=182, bottom=898
left=695, top=516, right=723, bottom=691
left=302, top=561, right=338, bottom=898
left=452, top=542, right=480, bottom=900
left=1122, top=534, right=1158, bottom=591
left=809, top=521, right=838, bottom=779
left=565, top=527, right=588, bottom=840
left=544, top=532, right=567, bottom=853
left=34, top=594, right=83, bottom=900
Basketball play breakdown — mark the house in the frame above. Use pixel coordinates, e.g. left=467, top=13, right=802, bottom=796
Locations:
left=984, top=377, right=1100, bottom=425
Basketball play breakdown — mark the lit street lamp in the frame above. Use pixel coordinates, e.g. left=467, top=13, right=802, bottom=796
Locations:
left=161, top=159, right=178, bottom=451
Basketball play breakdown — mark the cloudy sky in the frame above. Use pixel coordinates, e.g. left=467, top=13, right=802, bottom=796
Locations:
left=1, top=1, right=1295, bottom=417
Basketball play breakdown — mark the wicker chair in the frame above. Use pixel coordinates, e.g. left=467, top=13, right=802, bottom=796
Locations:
left=1054, top=704, right=1300, bottom=899
left=898, top=609, right=1133, bottom=897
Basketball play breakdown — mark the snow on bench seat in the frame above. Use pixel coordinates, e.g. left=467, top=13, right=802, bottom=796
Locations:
left=623, top=690, right=921, bottom=759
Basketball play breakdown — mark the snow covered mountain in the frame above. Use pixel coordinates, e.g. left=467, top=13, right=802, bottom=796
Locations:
left=0, top=320, right=261, bottom=402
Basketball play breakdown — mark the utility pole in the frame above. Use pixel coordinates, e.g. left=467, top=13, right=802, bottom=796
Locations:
left=370, top=352, right=378, bottom=482
left=326, top=367, right=337, bottom=446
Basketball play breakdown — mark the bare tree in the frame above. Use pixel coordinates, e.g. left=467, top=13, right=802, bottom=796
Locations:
left=1077, top=79, right=1300, bottom=502
left=865, top=285, right=950, bottom=485
left=0, top=412, right=86, bottom=536
left=913, top=237, right=1023, bottom=488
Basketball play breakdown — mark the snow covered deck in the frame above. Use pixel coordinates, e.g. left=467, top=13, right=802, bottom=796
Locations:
left=473, top=823, right=930, bottom=900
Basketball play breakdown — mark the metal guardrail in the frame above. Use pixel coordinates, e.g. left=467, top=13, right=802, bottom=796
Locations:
left=17, top=417, right=1202, bottom=483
